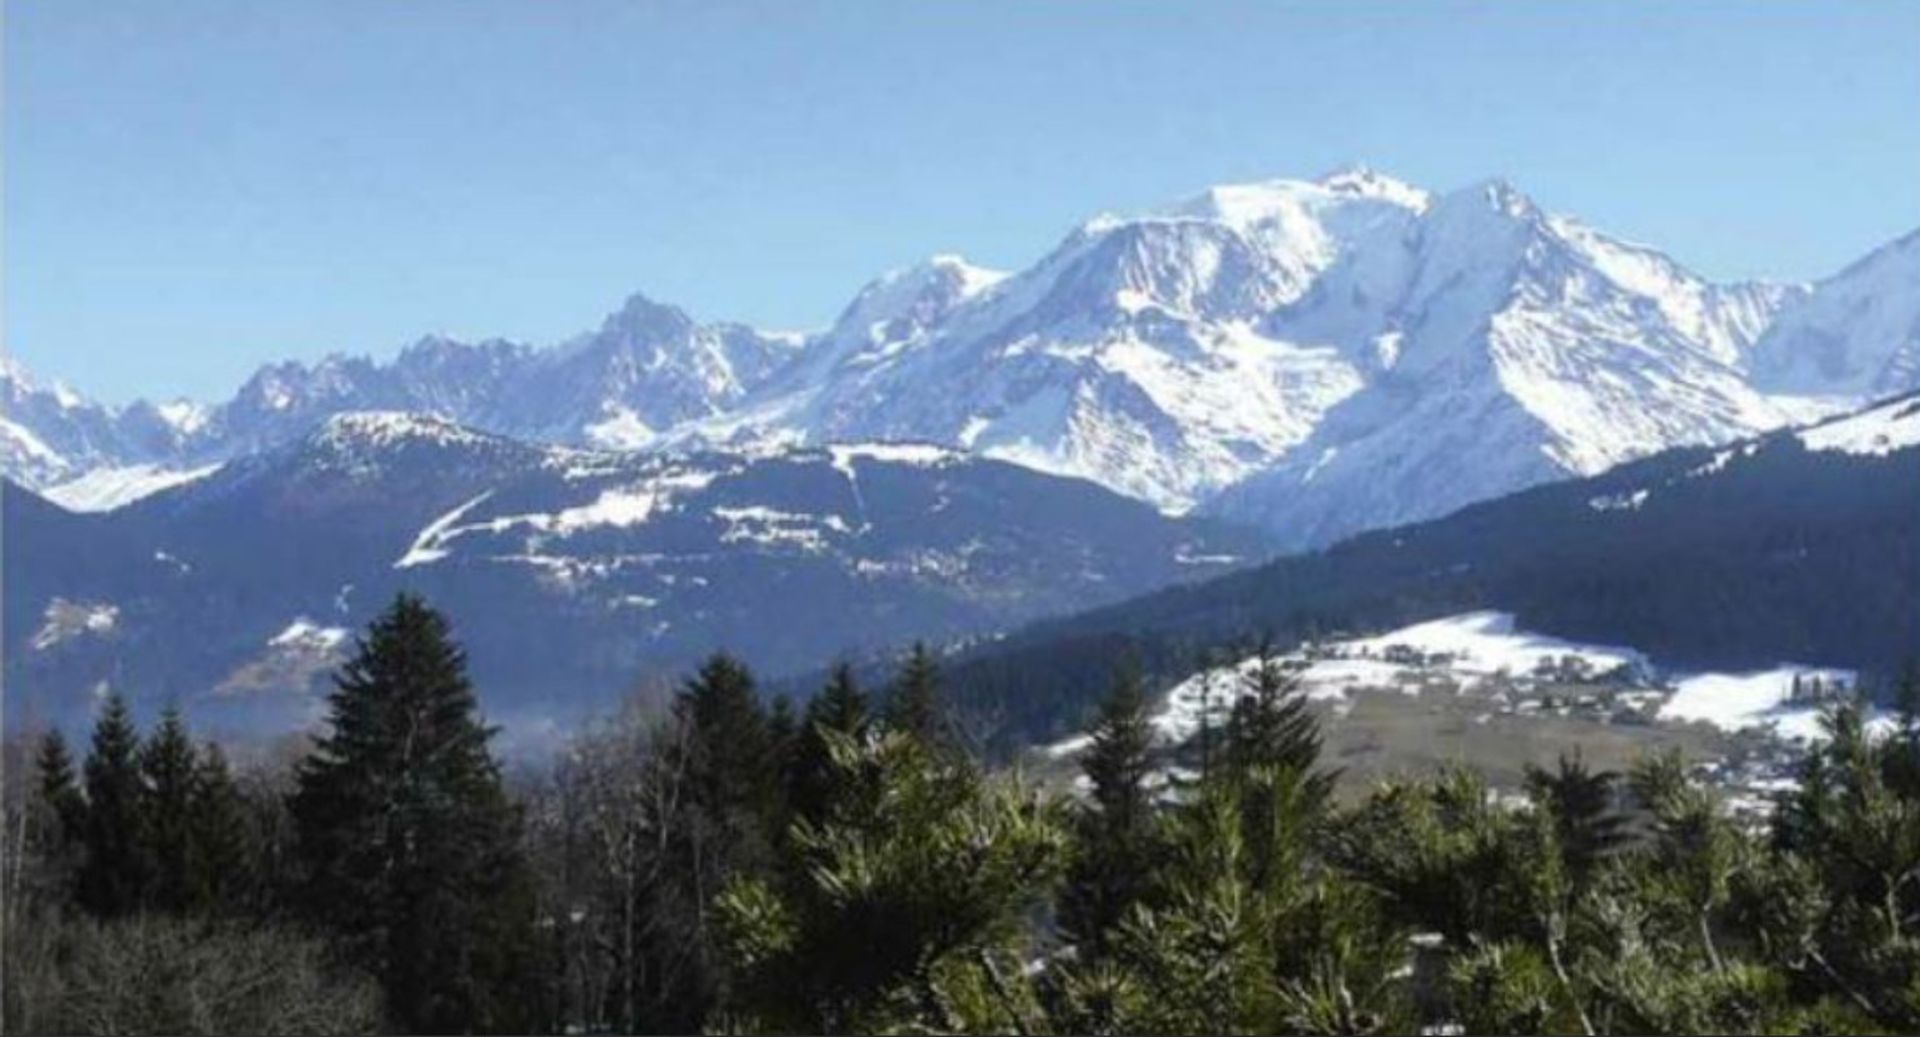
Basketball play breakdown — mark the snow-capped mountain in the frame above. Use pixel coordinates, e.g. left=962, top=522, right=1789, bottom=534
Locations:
left=4, top=411, right=1261, bottom=733
left=1749, top=229, right=1920, bottom=402
left=180, top=293, right=802, bottom=459
left=1203, top=179, right=1818, bottom=547
left=683, top=169, right=1431, bottom=508
left=7, top=168, right=1915, bottom=549
left=1, top=357, right=206, bottom=493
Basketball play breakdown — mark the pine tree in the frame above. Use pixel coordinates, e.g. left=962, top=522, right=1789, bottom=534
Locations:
left=142, top=707, right=200, bottom=913
left=1223, top=644, right=1330, bottom=800
left=36, top=730, right=83, bottom=834
left=191, top=742, right=251, bottom=913
left=31, top=729, right=87, bottom=899
left=77, top=695, right=148, bottom=917
left=886, top=642, right=948, bottom=751
left=788, top=662, right=870, bottom=827
left=1058, top=667, right=1160, bottom=958
left=717, top=729, right=1066, bottom=1033
left=289, top=593, right=537, bottom=1034
left=676, top=652, right=780, bottom=867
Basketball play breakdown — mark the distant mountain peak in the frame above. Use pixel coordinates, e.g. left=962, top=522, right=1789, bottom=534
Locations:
left=600, top=291, right=697, bottom=337
left=1314, top=164, right=1432, bottom=207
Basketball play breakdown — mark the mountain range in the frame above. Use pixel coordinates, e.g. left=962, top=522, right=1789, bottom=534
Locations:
left=3, top=413, right=1257, bottom=737
left=8, top=168, right=1917, bottom=551
left=7, top=167, right=1917, bottom=743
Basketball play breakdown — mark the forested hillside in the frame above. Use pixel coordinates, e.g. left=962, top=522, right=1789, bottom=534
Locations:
left=7, top=594, right=1920, bottom=1034
left=927, top=400, right=1920, bottom=750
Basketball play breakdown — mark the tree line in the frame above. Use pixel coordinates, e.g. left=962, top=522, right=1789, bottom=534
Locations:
left=5, top=592, right=1920, bottom=1034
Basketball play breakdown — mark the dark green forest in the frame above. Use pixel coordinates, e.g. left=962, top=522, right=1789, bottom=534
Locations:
left=7, top=594, right=1920, bottom=1035
left=917, top=437, right=1920, bottom=755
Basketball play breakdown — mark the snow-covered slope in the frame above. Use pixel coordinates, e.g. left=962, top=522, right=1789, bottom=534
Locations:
left=686, top=169, right=1904, bottom=533
left=1131, top=611, right=1860, bottom=751
left=685, top=169, right=1428, bottom=510
left=1749, top=230, right=1920, bottom=401
left=1204, top=179, right=1819, bottom=547
left=41, top=463, right=224, bottom=512
left=1795, top=393, right=1920, bottom=456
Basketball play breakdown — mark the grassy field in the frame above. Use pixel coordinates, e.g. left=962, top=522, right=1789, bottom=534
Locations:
left=1028, top=676, right=1776, bottom=801
left=1314, top=685, right=1738, bottom=797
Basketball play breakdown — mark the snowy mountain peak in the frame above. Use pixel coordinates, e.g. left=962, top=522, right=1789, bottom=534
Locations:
left=1313, top=164, right=1432, bottom=208
left=836, top=254, right=1007, bottom=334
left=1, top=354, right=38, bottom=389
left=1164, top=171, right=1429, bottom=230
left=1468, top=177, right=1542, bottom=221
left=599, top=291, right=698, bottom=338
left=154, top=400, right=211, bottom=437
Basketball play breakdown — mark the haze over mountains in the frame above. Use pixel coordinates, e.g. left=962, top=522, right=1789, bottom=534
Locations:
left=7, top=167, right=1917, bottom=546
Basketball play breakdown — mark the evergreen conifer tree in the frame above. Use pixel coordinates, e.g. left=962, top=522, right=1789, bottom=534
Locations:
left=77, top=695, right=148, bottom=917
left=1223, top=644, right=1330, bottom=798
left=1524, top=752, right=1628, bottom=885
left=788, top=662, right=870, bottom=827
left=141, top=707, right=200, bottom=913
left=32, top=729, right=88, bottom=899
left=886, top=642, right=948, bottom=751
left=288, top=593, right=537, bottom=1034
left=36, top=729, right=83, bottom=835
left=676, top=652, right=780, bottom=866
left=717, top=728, right=1066, bottom=1033
left=191, top=742, right=251, bottom=913
left=1058, top=667, right=1160, bottom=957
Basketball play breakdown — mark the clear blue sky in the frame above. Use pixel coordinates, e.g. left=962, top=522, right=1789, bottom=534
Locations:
left=8, top=1, right=1918, bottom=403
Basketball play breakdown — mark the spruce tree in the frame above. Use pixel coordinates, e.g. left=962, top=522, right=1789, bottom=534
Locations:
left=788, top=662, right=870, bottom=827
left=77, top=694, right=149, bottom=917
left=886, top=642, right=948, bottom=750
left=1223, top=645, right=1327, bottom=788
left=36, top=729, right=83, bottom=833
left=289, top=593, right=537, bottom=1034
left=32, top=729, right=87, bottom=898
left=677, top=652, right=779, bottom=865
left=142, top=707, right=200, bottom=913
left=191, top=742, right=251, bottom=913
left=645, top=652, right=780, bottom=1029
left=1059, top=667, right=1160, bottom=957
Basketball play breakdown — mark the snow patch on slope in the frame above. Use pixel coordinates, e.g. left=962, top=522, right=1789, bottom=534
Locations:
left=395, top=491, right=496, bottom=569
left=31, top=599, right=119, bottom=651
left=1146, top=611, right=1648, bottom=745
left=42, top=462, right=223, bottom=512
left=1661, top=668, right=1861, bottom=744
left=1796, top=395, right=1920, bottom=457
left=1110, top=612, right=1863, bottom=754
left=270, top=618, right=350, bottom=652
